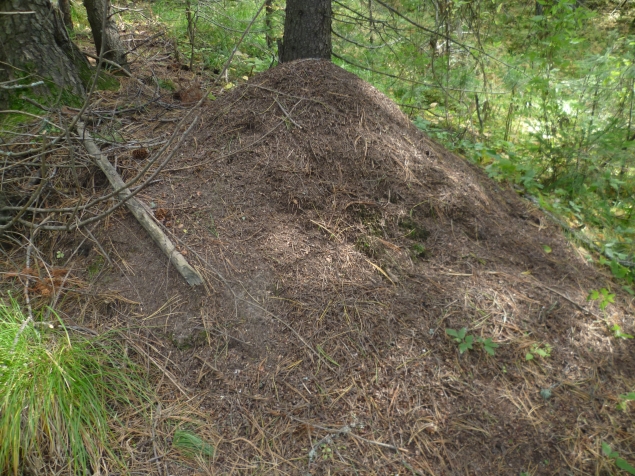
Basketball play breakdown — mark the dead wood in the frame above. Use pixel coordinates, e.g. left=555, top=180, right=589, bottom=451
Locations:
left=76, top=121, right=203, bottom=286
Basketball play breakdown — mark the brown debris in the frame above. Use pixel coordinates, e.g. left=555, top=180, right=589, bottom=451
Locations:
left=173, top=82, right=205, bottom=104
left=87, top=59, right=635, bottom=475
left=132, top=147, right=149, bottom=160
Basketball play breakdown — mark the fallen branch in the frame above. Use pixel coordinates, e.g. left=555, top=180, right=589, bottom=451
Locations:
left=0, top=80, right=43, bottom=89
left=274, top=97, right=302, bottom=129
left=76, top=121, right=203, bottom=286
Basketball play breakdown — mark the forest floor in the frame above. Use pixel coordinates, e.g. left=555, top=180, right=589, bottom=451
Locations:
left=4, top=23, right=635, bottom=476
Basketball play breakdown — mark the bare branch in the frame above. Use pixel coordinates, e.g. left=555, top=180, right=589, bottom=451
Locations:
left=0, top=81, right=44, bottom=90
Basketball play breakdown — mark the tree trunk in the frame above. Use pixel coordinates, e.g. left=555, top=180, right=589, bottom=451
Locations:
left=265, top=0, right=274, bottom=48
left=83, top=0, right=129, bottom=71
left=0, top=0, right=89, bottom=107
left=59, top=0, right=73, bottom=30
left=280, top=0, right=331, bottom=63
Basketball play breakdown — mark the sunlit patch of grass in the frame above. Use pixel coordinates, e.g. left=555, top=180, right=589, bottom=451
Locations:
left=69, top=1, right=92, bottom=38
left=172, top=429, right=215, bottom=461
left=151, top=0, right=275, bottom=74
left=0, top=296, right=151, bottom=474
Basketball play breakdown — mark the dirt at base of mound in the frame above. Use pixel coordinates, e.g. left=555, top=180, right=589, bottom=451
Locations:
left=93, top=59, right=635, bottom=475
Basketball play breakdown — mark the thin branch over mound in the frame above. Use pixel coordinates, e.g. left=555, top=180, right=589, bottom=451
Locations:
left=76, top=122, right=203, bottom=286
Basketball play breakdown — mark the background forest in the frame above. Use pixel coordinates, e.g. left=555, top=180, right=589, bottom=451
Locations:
left=2, top=0, right=635, bottom=474
left=127, top=0, right=635, bottom=288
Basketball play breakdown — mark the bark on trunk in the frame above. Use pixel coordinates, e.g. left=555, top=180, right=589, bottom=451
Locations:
left=280, top=0, right=331, bottom=63
left=83, top=0, right=129, bottom=71
left=0, top=0, right=88, bottom=106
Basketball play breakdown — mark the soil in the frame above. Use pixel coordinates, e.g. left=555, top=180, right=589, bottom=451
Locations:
left=6, top=56, right=635, bottom=475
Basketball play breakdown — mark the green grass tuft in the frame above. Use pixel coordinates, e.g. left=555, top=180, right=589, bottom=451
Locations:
left=172, top=429, right=215, bottom=460
left=0, top=296, right=151, bottom=474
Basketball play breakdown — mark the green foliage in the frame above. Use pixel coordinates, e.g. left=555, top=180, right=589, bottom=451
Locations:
left=87, top=255, right=105, bottom=279
left=172, top=430, right=215, bottom=460
left=446, top=328, right=499, bottom=355
left=587, top=288, right=615, bottom=310
left=399, top=217, right=429, bottom=241
left=0, top=296, right=151, bottom=474
left=410, top=243, right=427, bottom=258
left=320, top=443, right=333, bottom=460
left=69, top=1, right=91, bottom=36
left=617, top=392, right=635, bottom=411
left=602, top=442, right=635, bottom=475
left=599, top=256, right=635, bottom=283
left=526, top=342, right=552, bottom=361
left=158, top=78, right=176, bottom=91
left=610, top=323, right=634, bottom=339
left=587, top=289, right=634, bottom=339
left=151, top=0, right=277, bottom=75
left=477, top=337, right=500, bottom=356
left=446, top=328, right=474, bottom=354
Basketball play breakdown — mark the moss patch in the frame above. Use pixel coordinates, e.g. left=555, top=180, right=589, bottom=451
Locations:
left=399, top=217, right=429, bottom=242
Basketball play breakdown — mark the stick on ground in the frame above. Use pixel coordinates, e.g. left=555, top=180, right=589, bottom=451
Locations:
left=76, top=121, right=203, bottom=286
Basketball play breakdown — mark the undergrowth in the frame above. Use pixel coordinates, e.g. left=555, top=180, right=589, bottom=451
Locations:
left=0, top=296, right=151, bottom=475
left=135, top=0, right=635, bottom=288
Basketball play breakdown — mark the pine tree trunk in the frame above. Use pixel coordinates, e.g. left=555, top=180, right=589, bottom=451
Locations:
left=280, top=0, right=331, bottom=63
left=265, top=0, right=274, bottom=48
left=83, top=0, right=129, bottom=71
left=59, top=0, right=73, bottom=30
left=0, top=0, right=89, bottom=106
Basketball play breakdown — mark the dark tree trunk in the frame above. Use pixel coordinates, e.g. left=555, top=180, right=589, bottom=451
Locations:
left=280, top=0, right=331, bottom=63
left=83, top=0, right=129, bottom=71
left=265, top=0, right=274, bottom=48
left=59, top=0, right=73, bottom=30
left=0, top=0, right=89, bottom=106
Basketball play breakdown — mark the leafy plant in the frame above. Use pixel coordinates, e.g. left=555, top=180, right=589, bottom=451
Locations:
left=446, top=329, right=499, bottom=356
left=477, top=337, right=500, bottom=356
left=610, top=324, right=634, bottom=340
left=446, top=328, right=474, bottom=354
left=526, top=343, right=552, bottom=361
left=320, top=443, right=333, bottom=460
left=87, top=255, right=104, bottom=279
left=617, top=392, right=635, bottom=412
left=587, top=288, right=615, bottom=311
left=602, top=442, right=635, bottom=475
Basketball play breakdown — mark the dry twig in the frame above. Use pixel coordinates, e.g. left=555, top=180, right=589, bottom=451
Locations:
left=76, top=121, right=203, bottom=286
